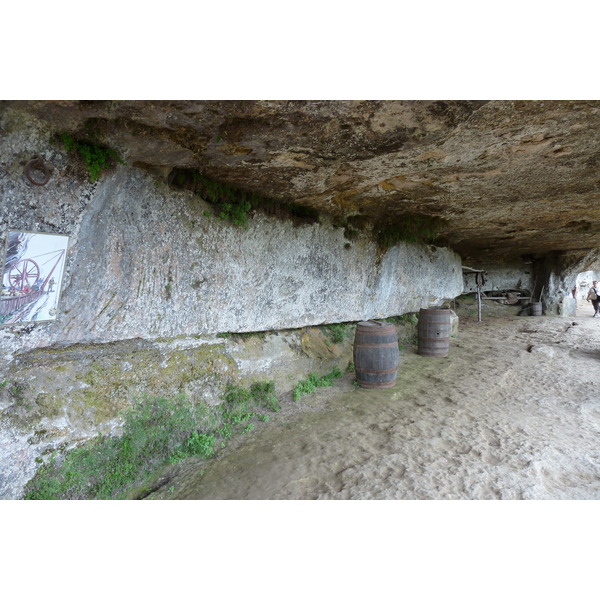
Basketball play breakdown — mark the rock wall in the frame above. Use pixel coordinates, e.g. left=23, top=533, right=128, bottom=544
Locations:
left=2, top=167, right=463, bottom=354
left=576, top=270, right=600, bottom=301
left=538, top=250, right=600, bottom=316
left=462, top=263, right=535, bottom=294
left=0, top=326, right=353, bottom=500
left=0, top=106, right=464, bottom=498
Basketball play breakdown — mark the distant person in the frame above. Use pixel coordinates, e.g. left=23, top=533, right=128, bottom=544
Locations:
left=48, top=278, right=55, bottom=292
left=586, top=280, right=600, bottom=317
left=572, top=285, right=577, bottom=298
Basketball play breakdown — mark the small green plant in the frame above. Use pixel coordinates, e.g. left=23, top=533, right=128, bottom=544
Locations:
left=374, top=213, right=446, bottom=251
left=218, top=200, right=252, bottom=228
left=385, top=313, right=418, bottom=326
left=8, top=382, right=25, bottom=398
left=221, top=385, right=255, bottom=425
left=183, top=431, right=216, bottom=457
left=59, top=133, right=125, bottom=182
left=249, top=380, right=280, bottom=412
left=215, top=423, right=234, bottom=439
left=322, top=323, right=351, bottom=344
left=220, top=380, right=280, bottom=425
left=293, top=367, right=344, bottom=402
left=168, top=168, right=320, bottom=228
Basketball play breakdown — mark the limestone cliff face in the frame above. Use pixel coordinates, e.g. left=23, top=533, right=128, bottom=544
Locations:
left=0, top=103, right=465, bottom=498
left=0, top=134, right=463, bottom=356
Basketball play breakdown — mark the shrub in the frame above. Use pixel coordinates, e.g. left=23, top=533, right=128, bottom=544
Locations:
left=60, top=133, right=125, bottom=182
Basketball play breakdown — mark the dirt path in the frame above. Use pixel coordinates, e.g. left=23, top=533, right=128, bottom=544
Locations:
left=160, top=312, right=600, bottom=500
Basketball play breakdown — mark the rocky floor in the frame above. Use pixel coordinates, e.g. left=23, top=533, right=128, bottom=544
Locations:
left=149, top=306, right=600, bottom=500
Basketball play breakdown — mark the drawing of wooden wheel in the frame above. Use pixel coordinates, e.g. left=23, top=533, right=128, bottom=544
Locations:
left=8, top=259, right=41, bottom=291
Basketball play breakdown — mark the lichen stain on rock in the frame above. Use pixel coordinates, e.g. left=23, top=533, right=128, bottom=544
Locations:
left=4, top=339, right=236, bottom=436
left=300, top=327, right=346, bottom=361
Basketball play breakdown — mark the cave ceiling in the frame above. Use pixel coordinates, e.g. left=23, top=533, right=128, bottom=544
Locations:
left=7, top=99, right=600, bottom=264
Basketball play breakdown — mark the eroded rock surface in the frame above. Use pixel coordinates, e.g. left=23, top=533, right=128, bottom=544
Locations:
left=6, top=100, right=600, bottom=262
left=3, top=100, right=600, bottom=499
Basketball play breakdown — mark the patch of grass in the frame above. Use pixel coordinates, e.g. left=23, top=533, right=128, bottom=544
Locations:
left=384, top=313, right=420, bottom=350
left=170, top=169, right=254, bottom=228
left=322, top=323, right=352, bottom=344
left=24, top=394, right=207, bottom=499
left=171, top=431, right=216, bottom=463
left=220, top=388, right=255, bottom=425
left=24, top=380, right=281, bottom=500
left=59, top=133, right=125, bottom=182
left=293, top=367, right=344, bottom=402
left=341, top=215, right=369, bottom=241
left=397, top=334, right=418, bottom=351
left=214, top=423, right=234, bottom=439
left=385, top=313, right=418, bottom=326
left=249, top=380, right=280, bottom=412
left=220, top=380, right=280, bottom=427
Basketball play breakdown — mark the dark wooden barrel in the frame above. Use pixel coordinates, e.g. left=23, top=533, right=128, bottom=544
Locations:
left=417, top=308, right=452, bottom=357
left=531, top=302, right=542, bottom=316
left=353, top=321, right=400, bottom=389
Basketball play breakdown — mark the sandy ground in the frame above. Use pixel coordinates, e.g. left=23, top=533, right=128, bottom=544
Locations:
left=158, top=302, right=600, bottom=500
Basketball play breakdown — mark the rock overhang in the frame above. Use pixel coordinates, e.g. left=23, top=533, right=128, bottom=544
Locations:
left=3, top=99, right=600, bottom=264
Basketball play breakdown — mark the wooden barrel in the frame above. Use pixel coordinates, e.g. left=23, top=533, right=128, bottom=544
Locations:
left=531, top=302, right=542, bottom=316
left=417, top=308, right=451, bottom=357
left=353, top=321, right=400, bottom=389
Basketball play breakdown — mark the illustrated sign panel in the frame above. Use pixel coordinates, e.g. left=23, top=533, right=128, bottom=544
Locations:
left=1, top=231, right=69, bottom=326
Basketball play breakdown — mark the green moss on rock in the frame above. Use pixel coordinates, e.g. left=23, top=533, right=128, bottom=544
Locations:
left=4, top=338, right=237, bottom=434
